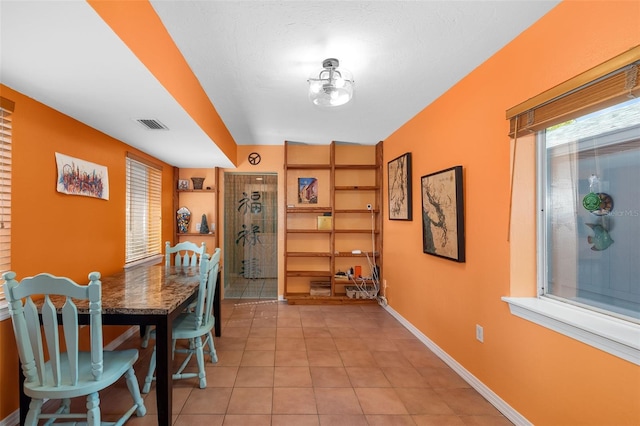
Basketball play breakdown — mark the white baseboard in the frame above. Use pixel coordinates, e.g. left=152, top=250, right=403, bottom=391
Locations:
left=0, top=410, right=18, bottom=426
left=383, top=304, right=532, bottom=426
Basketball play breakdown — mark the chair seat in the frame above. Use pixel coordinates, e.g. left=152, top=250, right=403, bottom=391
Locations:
left=172, top=312, right=215, bottom=339
left=24, top=349, right=140, bottom=400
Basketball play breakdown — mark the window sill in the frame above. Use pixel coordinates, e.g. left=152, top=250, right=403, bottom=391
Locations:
left=124, top=254, right=163, bottom=269
left=502, top=296, right=640, bottom=366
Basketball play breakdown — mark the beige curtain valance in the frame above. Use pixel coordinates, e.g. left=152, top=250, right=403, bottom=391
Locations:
left=507, top=45, right=640, bottom=138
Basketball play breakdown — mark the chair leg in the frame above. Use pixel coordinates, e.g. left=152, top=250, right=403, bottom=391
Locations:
left=194, top=336, right=207, bottom=389
left=25, top=399, right=42, bottom=426
left=61, top=398, right=71, bottom=414
left=86, top=392, right=100, bottom=426
left=142, top=344, right=157, bottom=394
left=141, top=326, right=153, bottom=349
left=125, top=367, right=147, bottom=416
left=205, top=331, right=218, bottom=363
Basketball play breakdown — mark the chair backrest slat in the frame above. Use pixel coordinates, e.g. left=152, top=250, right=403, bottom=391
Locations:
left=62, top=298, right=79, bottom=385
left=165, top=241, right=206, bottom=270
left=23, top=297, right=45, bottom=385
left=2, top=271, right=104, bottom=388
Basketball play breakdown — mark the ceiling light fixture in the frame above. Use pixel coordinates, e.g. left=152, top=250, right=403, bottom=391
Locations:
left=308, top=58, right=354, bottom=107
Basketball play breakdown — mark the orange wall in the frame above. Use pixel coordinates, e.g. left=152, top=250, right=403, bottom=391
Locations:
left=382, top=2, right=639, bottom=425
left=0, top=85, right=176, bottom=420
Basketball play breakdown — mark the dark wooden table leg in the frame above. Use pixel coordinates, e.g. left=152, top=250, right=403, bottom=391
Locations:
left=154, top=318, right=172, bottom=426
left=214, top=270, right=221, bottom=337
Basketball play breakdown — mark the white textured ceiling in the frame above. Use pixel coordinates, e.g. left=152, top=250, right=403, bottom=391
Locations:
left=0, top=0, right=559, bottom=168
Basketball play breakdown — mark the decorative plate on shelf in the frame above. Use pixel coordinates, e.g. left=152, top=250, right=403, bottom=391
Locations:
left=177, top=206, right=191, bottom=233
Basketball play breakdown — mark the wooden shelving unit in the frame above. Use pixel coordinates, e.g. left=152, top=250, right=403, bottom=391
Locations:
left=284, top=141, right=383, bottom=304
left=173, top=167, right=219, bottom=250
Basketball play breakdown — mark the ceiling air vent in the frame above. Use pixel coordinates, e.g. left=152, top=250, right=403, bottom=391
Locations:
left=135, top=118, right=169, bottom=130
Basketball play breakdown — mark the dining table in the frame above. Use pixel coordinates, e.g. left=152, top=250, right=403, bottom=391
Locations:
left=17, top=262, right=220, bottom=426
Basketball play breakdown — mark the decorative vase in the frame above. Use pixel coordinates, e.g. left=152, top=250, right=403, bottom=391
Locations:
left=177, top=206, right=191, bottom=233
left=191, top=177, right=205, bottom=190
left=200, top=214, right=210, bottom=234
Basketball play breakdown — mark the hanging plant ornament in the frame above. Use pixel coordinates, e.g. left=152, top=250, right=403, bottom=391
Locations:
left=582, top=192, right=601, bottom=212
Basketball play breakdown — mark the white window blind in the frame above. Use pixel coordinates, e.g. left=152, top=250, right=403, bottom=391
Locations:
left=0, top=97, right=13, bottom=312
left=125, top=153, right=162, bottom=264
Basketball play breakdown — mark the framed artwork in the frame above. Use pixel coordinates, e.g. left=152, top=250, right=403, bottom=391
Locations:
left=298, top=177, right=318, bottom=204
left=387, top=152, right=412, bottom=220
left=178, top=179, right=190, bottom=191
left=421, top=165, right=465, bottom=262
left=55, top=152, right=109, bottom=200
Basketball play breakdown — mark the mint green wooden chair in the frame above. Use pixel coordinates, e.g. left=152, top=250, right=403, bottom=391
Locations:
left=140, top=240, right=207, bottom=349
left=2, top=271, right=146, bottom=426
left=142, top=248, right=221, bottom=393
left=165, top=240, right=207, bottom=269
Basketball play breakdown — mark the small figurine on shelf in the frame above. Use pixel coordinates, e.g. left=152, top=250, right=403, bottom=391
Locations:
left=200, top=214, right=210, bottom=234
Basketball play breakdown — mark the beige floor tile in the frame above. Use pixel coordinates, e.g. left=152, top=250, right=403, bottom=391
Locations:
left=418, top=367, right=471, bottom=389
left=346, top=366, right=392, bottom=387
left=277, top=327, right=304, bottom=338
left=273, top=387, right=318, bottom=414
left=354, top=388, right=408, bottom=415
left=340, top=350, right=378, bottom=367
left=318, top=414, right=368, bottom=425
left=106, top=300, right=511, bottom=425
left=382, top=366, right=431, bottom=388
left=328, top=327, right=360, bottom=338
left=365, top=414, right=418, bottom=425
left=235, top=366, right=275, bottom=387
left=307, top=350, right=344, bottom=367
left=314, top=388, right=363, bottom=415
left=276, top=350, right=310, bottom=366
left=459, top=415, right=514, bottom=425
left=303, top=327, right=333, bottom=338
left=412, top=414, right=466, bottom=425
left=173, top=413, right=225, bottom=426
left=373, top=350, right=411, bottom=368
left=310, top=367, right=352, bottom=388
left=204, top=365, right=238, bottom=387
left=333, top=337, right=368, bottom=351
left=222, top=414, right=272, bottom=425
left=272, top=414, right=320, bottom=426
left=278, top=317, right=303, bottom=327
left=249, top=327, right=277, bottom=338
left=211, top=349, right=244, bottom=366
left=180, top=387, right=232, bottom=414
left=245, top=336, right=276, bottom=350
left=395, top=388, right=455, bottom=415
left=276, top=336, right=306, bottom=351
left=240, top=350, right=275, bottom=366
left=226, top=387, right=273, bottom=414
left=306, top=337, right=337, bottom=351
left=436, top=389, right=503, bottom=416
left=274, top=366, right=313, bottom=387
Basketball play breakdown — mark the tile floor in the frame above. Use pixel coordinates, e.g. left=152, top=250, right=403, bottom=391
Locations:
left=84, top=300, right=513, bottom=425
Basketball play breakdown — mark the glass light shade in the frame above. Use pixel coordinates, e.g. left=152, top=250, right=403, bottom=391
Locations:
left=308, top=59, right=354, bottom=107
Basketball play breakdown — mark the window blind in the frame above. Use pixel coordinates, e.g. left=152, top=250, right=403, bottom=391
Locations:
left=0, top=97, right=14, bottom=307
left=507, top=45, right=640, bottom=137
left=125, top=153, right=162, bottom=264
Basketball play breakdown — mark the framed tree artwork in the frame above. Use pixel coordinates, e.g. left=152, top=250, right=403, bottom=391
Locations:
left=421, top=165, right=465, bottom=262
left=387, top=152, right=412, bottom=220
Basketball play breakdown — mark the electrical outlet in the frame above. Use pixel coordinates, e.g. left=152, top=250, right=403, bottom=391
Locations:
left=476, top=324, right=484, bottom=343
